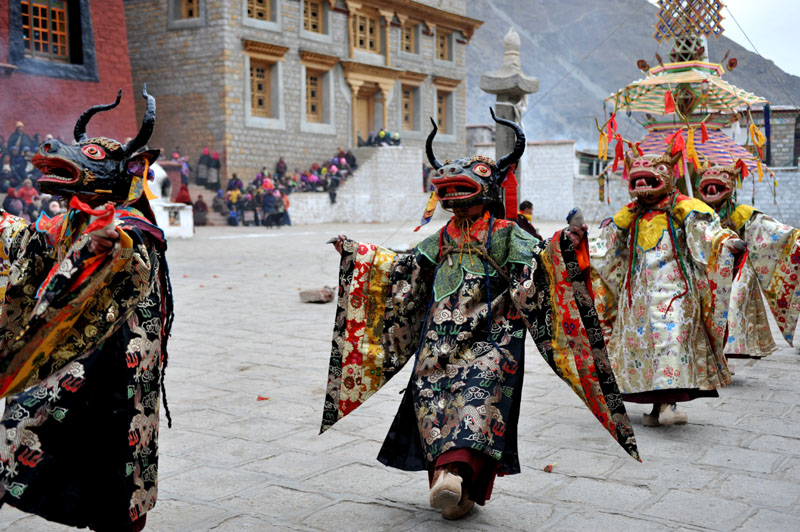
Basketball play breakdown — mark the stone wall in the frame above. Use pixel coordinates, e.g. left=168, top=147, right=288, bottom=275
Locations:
left=750, top=108, right=799, bottom=167
left=1, top=0, right=137, bottom=141
left=125, top=0, right=474, bottom=188
left=289, top=145, right=431, bottom=224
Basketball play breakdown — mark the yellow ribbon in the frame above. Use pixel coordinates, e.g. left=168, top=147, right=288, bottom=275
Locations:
left=749, top=123, right=766, bottom=182
left=597, top=132, right=608, bottom=161
left=686, top=126, right=700, bottom=169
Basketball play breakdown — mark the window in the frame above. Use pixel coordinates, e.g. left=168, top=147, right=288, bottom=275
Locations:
left=181, top=0, right=199, bottom=19
left=21, top=0, right=69, bottom=62
left=247, top=0, right=271, bottom=21
left=250, top=59, right=272, bottom=118
left=401, top=22, right=417, bottom=54
left=436, top=29, right=451, bottom=61
left=306, top=70, right=323, bottom=123
left=353, top=13, right=379, bottom=53
left=304, top=1, right=323, bottom=33
left=402, top=87, right=414, bottom=130
left=437, top=91, right=450, bottom=132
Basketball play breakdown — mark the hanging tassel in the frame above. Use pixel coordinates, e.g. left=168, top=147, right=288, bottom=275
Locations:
left=664, top=90, right=676, bottom=114
left=764, top=104, right=771, bottom=141
left=607, top=112, right=618, bottom=139
left=611, top=134, right=625, bottom=173
left=700, top=122, right=709, bottom=143
left=749, top=122, right=766, bottom=181
left=686, top=127, right=701, bottom=170
left=665, top=130, right=686, bottom=178
left=597, top=131, right=608, bottom=161
left=503, top=166, right=519, bottom=220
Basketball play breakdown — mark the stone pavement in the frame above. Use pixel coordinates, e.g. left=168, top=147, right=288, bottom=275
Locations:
left=2, top=219, right=800, bottom=531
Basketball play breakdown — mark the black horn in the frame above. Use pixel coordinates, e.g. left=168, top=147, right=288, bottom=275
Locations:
left=74, top=89, right=123, bottom=142
left=425, top=117, right=443, bottom=170
left=490, top=107, right=525, bottom=171
left=123, top=84, right=156, bottom=156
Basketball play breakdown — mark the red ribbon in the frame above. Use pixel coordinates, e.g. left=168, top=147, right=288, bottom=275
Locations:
left=700, top=122, right=709, bottom=143
left=611, top=134, right=624, bottom=172
left=69, top=197, right=116, bottom=234
left=734, top=158, right=749, bottom=178
left=664, top=91, right=676, bottom=114
left=607, top=112, right=617, bottom=139
left=503, top=166, right=519, bottom=220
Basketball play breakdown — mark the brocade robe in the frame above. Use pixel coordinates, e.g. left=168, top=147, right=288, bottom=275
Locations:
left=321, top=215, right=640, bottom=476
left=724, top=204, right=800, bottom=357
left=0, top=206, right=173, bottom=531
left=589, top=194, right=739, bottom=400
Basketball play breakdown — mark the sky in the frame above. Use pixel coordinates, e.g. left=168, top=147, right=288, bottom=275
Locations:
left=648, top=0, right=800, bottom=76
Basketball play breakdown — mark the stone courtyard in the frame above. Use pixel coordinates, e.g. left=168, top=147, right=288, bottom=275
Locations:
left=2, top=219, right=800, bottom=532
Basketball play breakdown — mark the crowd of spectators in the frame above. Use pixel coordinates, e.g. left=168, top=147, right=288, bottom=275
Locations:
left=357, top=128, right=402, bottom=147
left=0, top=122, right=67, bottom=221
left=190, top=147, right=358, bottom=227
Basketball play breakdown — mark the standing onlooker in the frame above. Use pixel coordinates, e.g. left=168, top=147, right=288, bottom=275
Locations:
left=275, top=157, right=287, bottom=180
left=516, top=200, right=543, bottom=240
left=207, top=151, right=221, bottom=190
left=196, top=147, right=210, bottom=187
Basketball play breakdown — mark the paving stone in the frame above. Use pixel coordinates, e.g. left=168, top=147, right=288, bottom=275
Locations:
left=141, top=498, right=230, bottom=532
left=471, top=494, right=554, bottom=530
left=609, top=458, right=718, bottom=490
left=550, top=477, right=652, bottom=512
left=747, top=434, right=800, bottom=455
left=550, top=511, right=673, bottom=532
left=736, top=509, right=800, bottom=531
left=302, top=463, right=413, bottom=499
left=718, top=474, right=800, bottom=509
left=242, top=451, right=344, bottom=480
left=696, top=445, right=783, bottom=473
left=302, top=501, right=415, bottom=531
left=218, top=484, right=332, bottom=520
left=645, top=489, right=751, bottom=529
left=203, top=514, right=281, bottom=531
left=160, top=466, right=267, bottom=502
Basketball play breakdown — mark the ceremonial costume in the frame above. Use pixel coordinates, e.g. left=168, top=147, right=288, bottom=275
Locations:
left=589, top=149, right=742, bottom=425
left=697, top=163, right=800, bottom=358
left=321, top=112, right=639, bottom=519
left=0, top=88, right=173, bottom=531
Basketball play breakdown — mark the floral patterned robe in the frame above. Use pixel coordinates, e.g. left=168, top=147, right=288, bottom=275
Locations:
left=589, top=194, right=740, bottom=400
left=0, top=206, right=173, bottom=531
left=724, top=204, right=800, bottom=357
left=321, top=215, right=640, bottom=476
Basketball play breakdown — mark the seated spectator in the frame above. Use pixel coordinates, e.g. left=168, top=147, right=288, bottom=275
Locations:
left=261, top=188, right=277, bottom=227
left=226, top=205, right=240, bottom=226
left=3, top=188, right=23, bottom=216
left=227, top=173, right=243, bottom=191
left=345, top=150, right=357, bottom=169
left=275, top=157, right=287, bottom=180
left=7, top=122, right=33, bottom=152
left=0, top=154, right=11, bottom=192
left=516, top=200, right=543, bottom=240
left=174, top=183, right=192, bottom=205
left=17, top=179, right=39, bottom=205
left=45, top=198, right=63, bottom=218
left=9, top=147, right=26, bottom=186
left=193, top=194, right=209, bottom=226
left=227, top=187, right=242, bottom=210
left=212, top=189, right=228, bottom=215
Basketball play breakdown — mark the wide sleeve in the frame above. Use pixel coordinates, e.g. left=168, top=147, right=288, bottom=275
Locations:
left=740, top=213, right=800, bottom=344
left=588, top=219, right=629, bottom=339
left=320, top=238, right=434, bottom=433
left=683, top=210, right=740, bottom=356
left=0, top=221, right=161, bottom=397
left=509, top=229, right=640, bottom=461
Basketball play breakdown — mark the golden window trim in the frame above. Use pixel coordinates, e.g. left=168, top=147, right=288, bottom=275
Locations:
left=21, top=0, right=71, bottom=62
left=306, top=69, right=323, bottom=123
left=303, top=0, right=324, bottom=33
left=181, top=0, right=199, bottom=19
left=250, top=58, right=272, bottom=118
left=247, top=0, right=271, bottom=22
left=398, top=70, right=426, bottom=87
left=344, top=1, right=482, bottom=42
left=432, top=75, right=461, bottom=91
left=242, top=40, right=289, bottom=62
left=299, top=50, right=339, bottom=71
left=401, top=84, right=416, bottom=131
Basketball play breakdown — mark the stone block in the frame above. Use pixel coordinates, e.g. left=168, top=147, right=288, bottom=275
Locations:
left=644, top=489, right=750, bottom=529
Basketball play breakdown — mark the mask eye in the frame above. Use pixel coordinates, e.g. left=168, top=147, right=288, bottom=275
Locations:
left=81, top=144, right=106, bottom=160
left=472, top=163, right=492, bottom=177
left=656, top=164, right=668, bottom=174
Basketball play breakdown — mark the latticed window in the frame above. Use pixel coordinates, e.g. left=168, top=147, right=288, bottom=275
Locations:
left=437, top=91, right=449, bottom=132
left=353, top=14, right=378, bottom=53
left=247, top=0, right=270, bottom=22
left=402, top=23, right=416, bottom=53
left=250, top=59, right=271, bottom=118
left=402, top=86, right=414, bottom=130
left=304, top=1, right=323, bottom=33
left=21, top=0, right=69, bottom=61
left=436, top=30, right=451, bottom=61
left=306, top=70, right=323, bottom=123
left=181, top=0, right=199, bottom=19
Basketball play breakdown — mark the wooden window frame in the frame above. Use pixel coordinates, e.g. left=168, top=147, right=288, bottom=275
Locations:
left=304, top=0, right=324, bottom=34
left=352, top=11, right=380, bottom=54
left=436, top=90, right=450, bottom=133
left=401, top=85, right=415, bottom=131
left=181, top=0, right=199, bottom=19
left=401, top=22, right=417, bottom=54
left=21, top=0, right=70, bottom=62
left=247, top=0, right=271, bottom=22
left=305, top=69, right=323, bottom=123
left=436, top=29, right=452, bottom=62
left=250, top=58, right=272, bottom=119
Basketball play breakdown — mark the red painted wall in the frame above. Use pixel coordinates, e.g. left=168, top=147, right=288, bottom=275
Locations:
left=0, top=0, right=137, bottom=145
